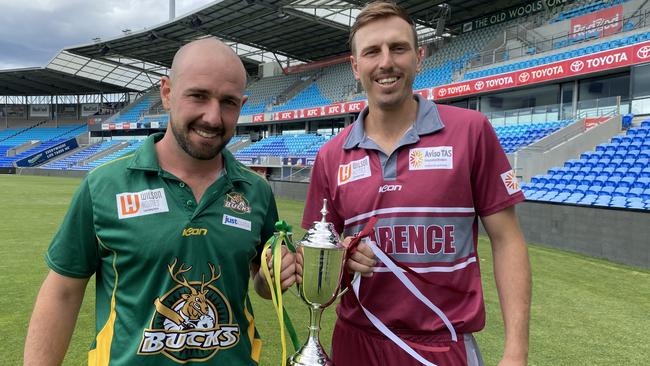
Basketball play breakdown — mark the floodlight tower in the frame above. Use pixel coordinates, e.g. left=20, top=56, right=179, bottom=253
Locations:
left=169, top=0, right=175, bottom=20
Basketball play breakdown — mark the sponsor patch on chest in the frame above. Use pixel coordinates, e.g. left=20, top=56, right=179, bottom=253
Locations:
left=337, top=156, right=372, bottom=186
left=222, top=214, right=252, bottom=231
left=500, top=170, right=521, bottom=195
left=116, top=188, right=169, bottom=219
left=409, top=146, right=453, bottom=170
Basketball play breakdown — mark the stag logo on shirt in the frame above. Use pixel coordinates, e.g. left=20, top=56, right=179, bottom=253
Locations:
left=337, top=156, right=371, bottom=186
left=500, top=170, right=521, bottom=195
left=116, top=188, right=169, bottom=219
left=224, top=192, right=251, bottom=214
left=138, top=259, right=240, bottom=363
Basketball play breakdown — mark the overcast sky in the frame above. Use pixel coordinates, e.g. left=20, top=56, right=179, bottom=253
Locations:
left=0, top=0, right=215, bottom=70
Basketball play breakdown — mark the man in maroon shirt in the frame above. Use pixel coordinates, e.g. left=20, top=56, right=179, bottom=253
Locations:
left=301, top=2, right=531, bottom=365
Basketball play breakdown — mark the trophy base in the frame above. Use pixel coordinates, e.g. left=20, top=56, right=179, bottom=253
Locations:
left=288, top=340, right=334, bottom=366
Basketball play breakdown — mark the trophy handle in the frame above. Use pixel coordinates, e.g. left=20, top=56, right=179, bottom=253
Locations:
left=337, top=271, right=360, bottom=298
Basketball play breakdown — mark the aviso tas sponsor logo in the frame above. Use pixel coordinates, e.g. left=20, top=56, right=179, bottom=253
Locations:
left=409, top=147, right=453, bottom=170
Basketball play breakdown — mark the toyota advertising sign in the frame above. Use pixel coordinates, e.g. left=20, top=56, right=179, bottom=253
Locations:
left=433, top=41, right=650, bottom=100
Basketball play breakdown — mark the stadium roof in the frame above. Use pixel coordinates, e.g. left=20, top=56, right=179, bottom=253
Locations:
left=0, top=67, right=137, bottom=96
left=65, top=0, right=525, bottom=70
left=1, top=0, right=525, bottom=96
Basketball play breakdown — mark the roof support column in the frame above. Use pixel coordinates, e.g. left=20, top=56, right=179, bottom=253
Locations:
left=54, top=95, right=58, bottom=128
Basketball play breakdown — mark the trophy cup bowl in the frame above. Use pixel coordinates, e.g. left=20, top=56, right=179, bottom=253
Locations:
left=289, top=199, right=346, bottom=366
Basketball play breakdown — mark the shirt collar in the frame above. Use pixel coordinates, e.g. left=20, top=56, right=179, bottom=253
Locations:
left=127, top=132, right=249, bottom=184
left=343, top=94, right=445, bottom=150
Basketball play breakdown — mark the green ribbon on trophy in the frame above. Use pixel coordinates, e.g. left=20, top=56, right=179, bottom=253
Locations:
left=261, top=220, right=300, bottom=366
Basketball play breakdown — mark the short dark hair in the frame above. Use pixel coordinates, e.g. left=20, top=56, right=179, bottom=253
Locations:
left=349, top=1, right=418, bottom=55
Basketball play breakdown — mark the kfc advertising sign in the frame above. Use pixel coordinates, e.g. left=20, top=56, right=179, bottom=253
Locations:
left=303, top=107, right=323, bottom=118
left=275, top=110, right=298, bottom=121
left=343, top=101, right=366, bottom=113
left=324, top=104, right=344, bottom=115
left=570, top=5, right=622, bottom=40
left=252, top=114, right=265, bottom=123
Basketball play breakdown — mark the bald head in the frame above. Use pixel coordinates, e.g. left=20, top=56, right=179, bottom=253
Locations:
left=169, top=38, right=246, bottom=86
left=159, top=37, right=249, bottom=163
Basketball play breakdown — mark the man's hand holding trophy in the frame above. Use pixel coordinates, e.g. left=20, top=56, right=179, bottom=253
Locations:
left=261, top=199, right=377, bottom=366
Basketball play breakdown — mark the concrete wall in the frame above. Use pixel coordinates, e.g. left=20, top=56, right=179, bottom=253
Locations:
left=269, top=180, right=650, bottom=269
left=515, top=201, right=649, bottom=269
left=514, top=116, right=622, bottom=182
left=268, top=180, right=309, bottom=201
left=16, top=167, right=86, bottom=178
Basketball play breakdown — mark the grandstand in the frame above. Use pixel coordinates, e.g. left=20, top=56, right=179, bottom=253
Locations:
left=69, top=139, right=145, bottom=171
left=2, top=0, right=650, bottom=267
left=495, top=120, right=573, bottom=153
left=0, top=124, right=87, bottom=168
left=523, top=121, right=650, bottom=208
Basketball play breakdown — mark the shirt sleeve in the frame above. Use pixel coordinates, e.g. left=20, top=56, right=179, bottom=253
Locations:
left=46, top=178, right=99, bottom=278
left=255, top=184, right=279, bottom=264
left=471, top=115, right=525, bottom=217
left=261, top=188, right=279, bottom=243
left=301, top=151, right=344, bottom=233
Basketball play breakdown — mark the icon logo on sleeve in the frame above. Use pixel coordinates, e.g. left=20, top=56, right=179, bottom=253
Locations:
left=116, top=188, right=169, bottom=219
left=337, top=156, right=371, bottom=186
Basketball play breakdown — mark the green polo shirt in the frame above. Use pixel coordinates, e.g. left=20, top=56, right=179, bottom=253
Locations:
left=46, top=132, right=278, bottom=365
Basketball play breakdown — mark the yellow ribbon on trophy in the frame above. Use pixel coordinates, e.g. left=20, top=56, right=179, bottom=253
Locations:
left=261, top=220, right=299, bottom=366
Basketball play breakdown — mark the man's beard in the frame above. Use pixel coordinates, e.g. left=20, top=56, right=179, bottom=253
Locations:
left=170, top=118, right=231, bottom=160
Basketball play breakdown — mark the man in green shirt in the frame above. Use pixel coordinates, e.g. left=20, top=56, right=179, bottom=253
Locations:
left=24, top=38, right=298, bottom=366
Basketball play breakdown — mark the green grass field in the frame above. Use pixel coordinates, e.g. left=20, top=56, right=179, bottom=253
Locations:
left=1, top=175, right=649, bottom=365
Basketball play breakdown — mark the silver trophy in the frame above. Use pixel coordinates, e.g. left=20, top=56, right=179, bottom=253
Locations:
left=289, top=199, right=346, bottom=366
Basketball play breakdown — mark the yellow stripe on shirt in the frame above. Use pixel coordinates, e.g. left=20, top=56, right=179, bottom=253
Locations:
left=244, top=303, right=262, bottom=363
left=88, top=238, right=119, bottom=366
